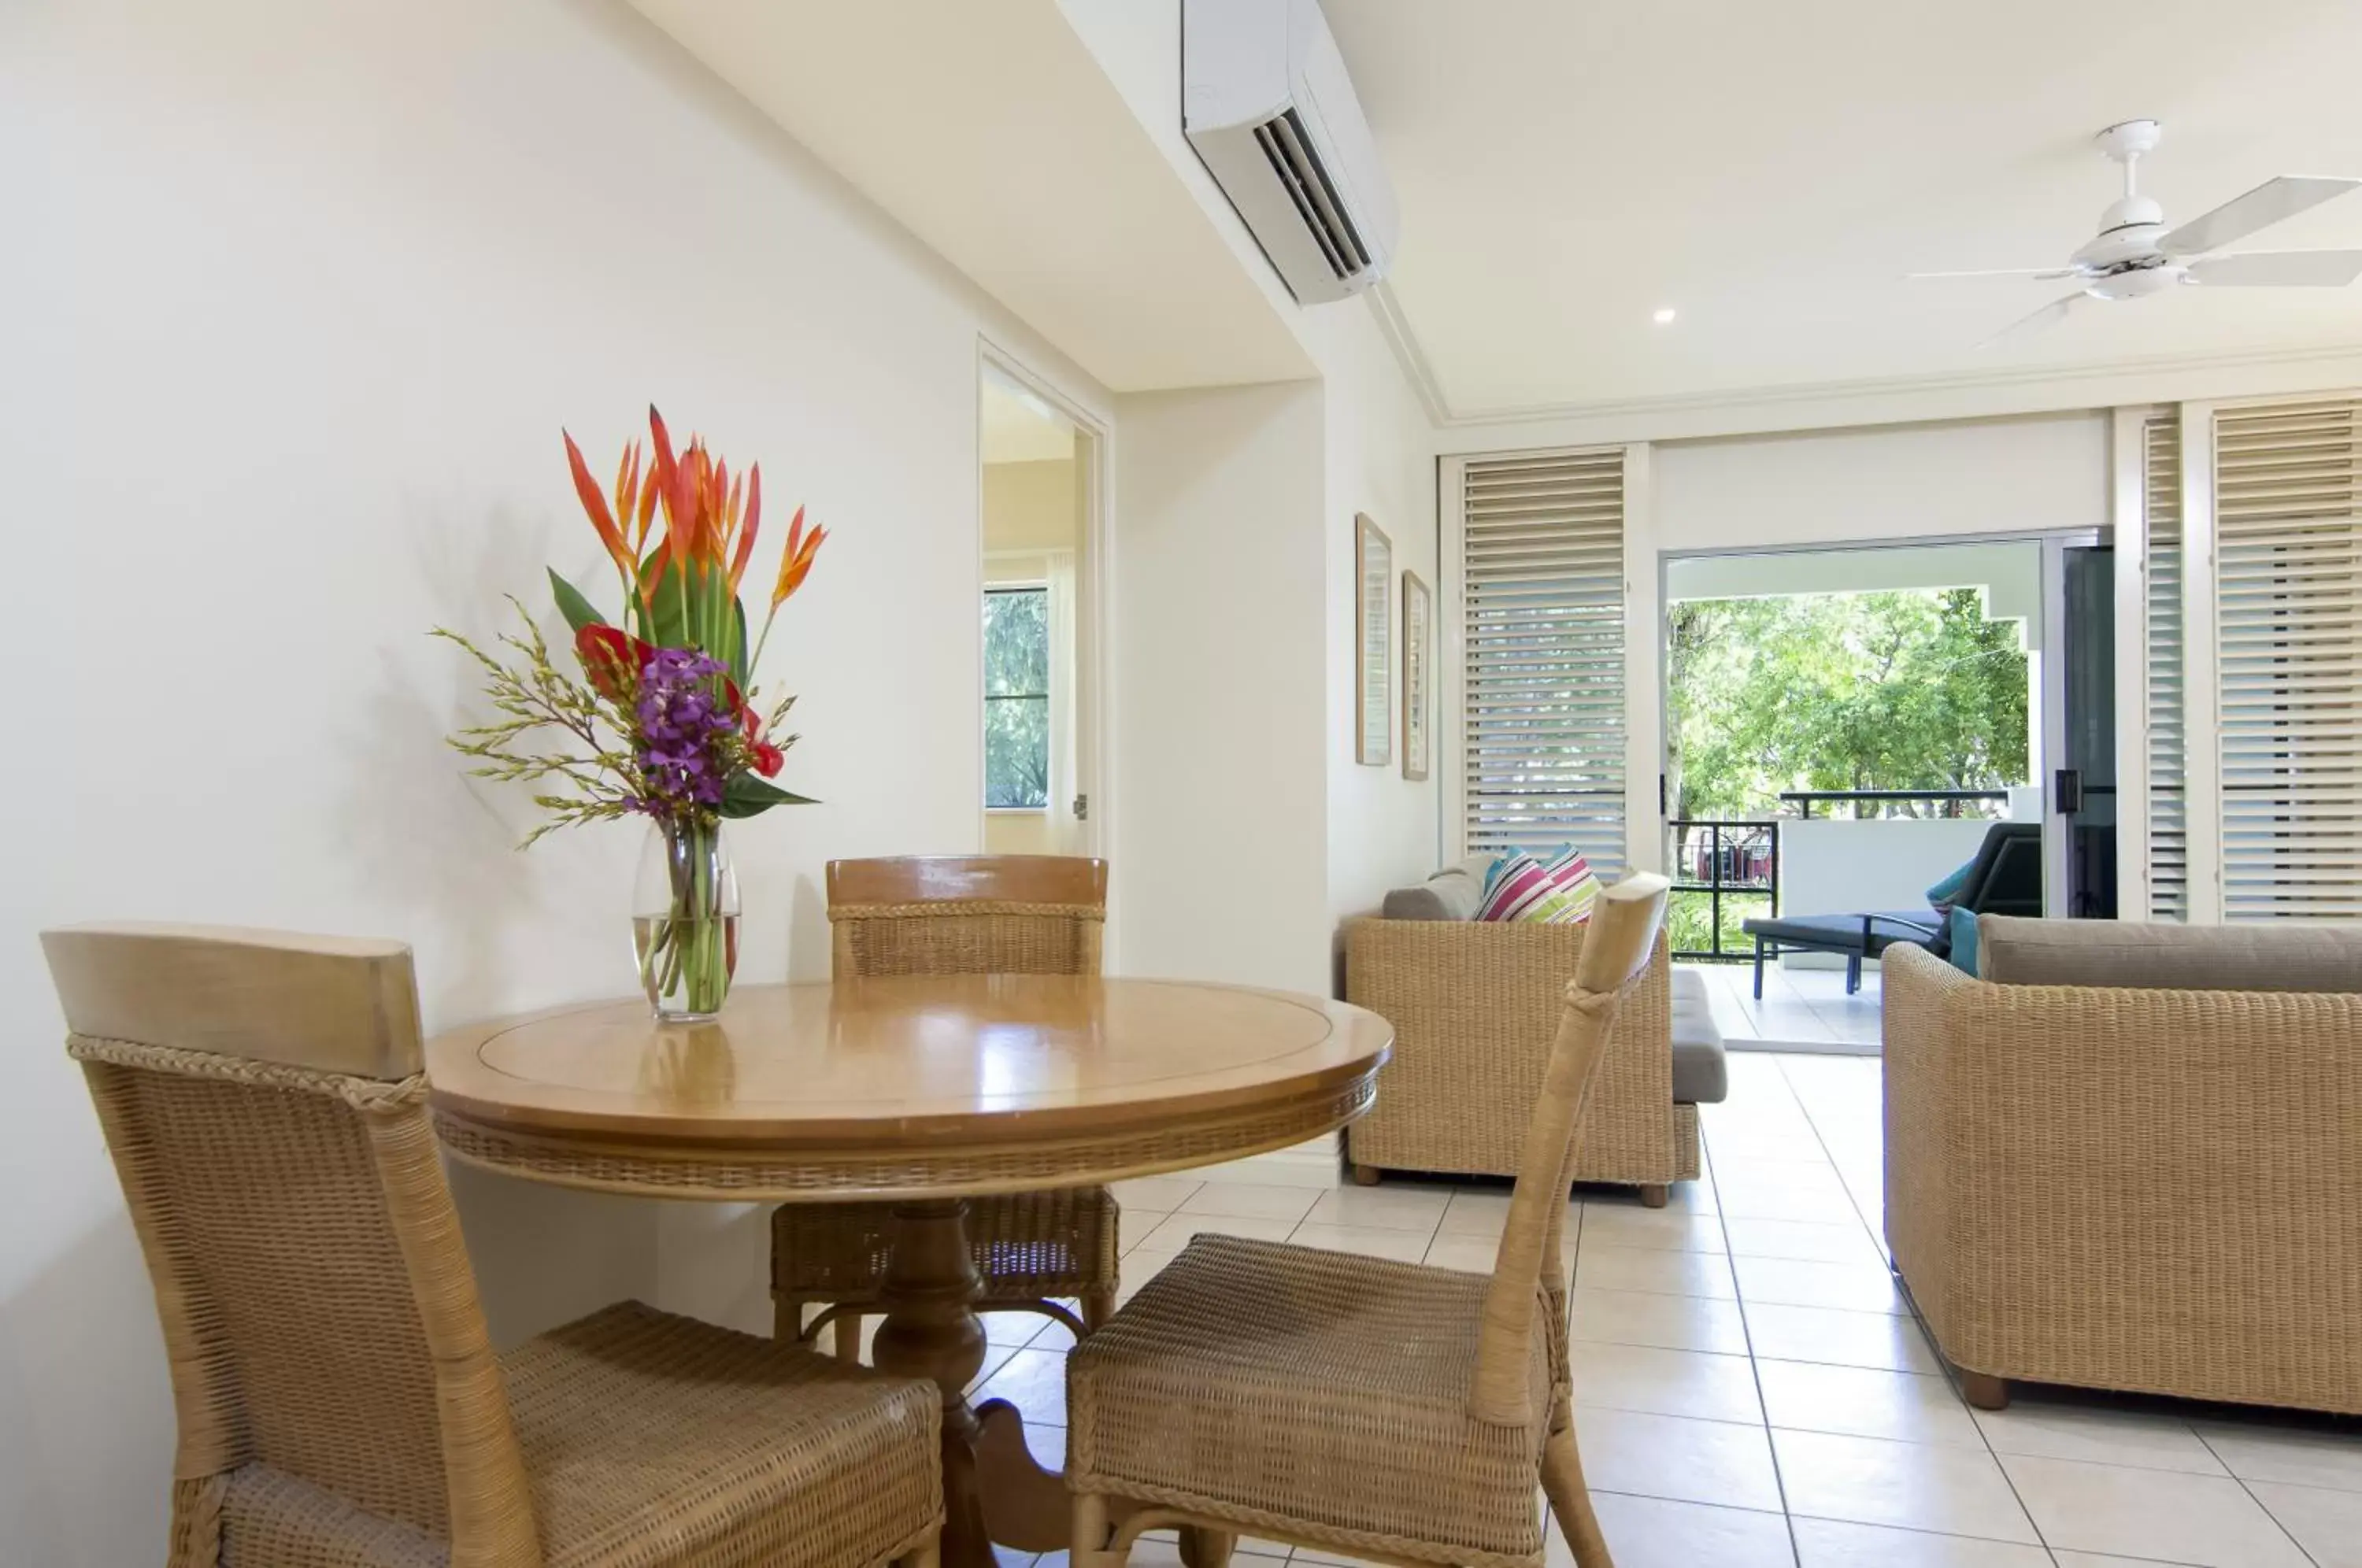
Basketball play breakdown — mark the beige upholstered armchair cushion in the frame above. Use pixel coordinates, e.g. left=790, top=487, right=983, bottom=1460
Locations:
left=1978, top=914, right=2362, bottom=993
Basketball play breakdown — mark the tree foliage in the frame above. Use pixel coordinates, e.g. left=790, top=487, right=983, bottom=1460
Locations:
left=1668, top=588, right=2029, bottom=821
left=983, top=588, right=1051, bottom=809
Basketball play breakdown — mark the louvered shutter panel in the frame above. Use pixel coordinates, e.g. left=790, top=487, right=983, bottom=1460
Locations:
left=1461, top=450, right=1627, bottom=875
left=2142, top=415, right=2187, bottom=919
left=2211, top=399, right=2362, bottom=920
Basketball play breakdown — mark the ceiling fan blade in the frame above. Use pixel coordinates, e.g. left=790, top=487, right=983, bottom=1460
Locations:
left=2186, top=249, right=2362, bottom=287
left=2160, top=176, right=2362, bottom=257
left=1979, top=292, right=2089, bottom=349
left=1908, top=267, right=2078, bottom=279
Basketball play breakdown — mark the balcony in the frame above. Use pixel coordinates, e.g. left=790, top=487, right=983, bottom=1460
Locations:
left=1673, top=788, right=2034, bottom=1054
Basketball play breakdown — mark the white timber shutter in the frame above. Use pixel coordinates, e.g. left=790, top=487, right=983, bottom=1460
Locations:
left=1460, top=449, right=1628, bottom=875
left=2210, top=399, right=2362, bottom=920
left=2142, top=415, right=2188, bottom=919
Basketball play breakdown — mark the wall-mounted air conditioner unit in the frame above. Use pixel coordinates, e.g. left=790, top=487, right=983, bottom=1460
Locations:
left=1183, top=0, right=1399, bottom=306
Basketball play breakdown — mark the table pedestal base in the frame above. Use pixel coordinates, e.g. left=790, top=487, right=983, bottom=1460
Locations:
left=872, top=1200, right=1071, bottom=1568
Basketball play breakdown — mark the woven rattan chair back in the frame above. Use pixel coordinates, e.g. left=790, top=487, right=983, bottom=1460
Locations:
left=1470, top=875, right=1671, bottom=1427
left=41, top=924, right=539, bottom=1562
left=827, top=856, right=1107, bottom=978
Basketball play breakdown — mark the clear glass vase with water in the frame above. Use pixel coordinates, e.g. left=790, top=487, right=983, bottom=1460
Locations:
left=633, top=817, right=740, bottom=1021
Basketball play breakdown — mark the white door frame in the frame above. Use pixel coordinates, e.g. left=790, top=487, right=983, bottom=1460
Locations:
left=1654, top=527, right=2090, bottom=913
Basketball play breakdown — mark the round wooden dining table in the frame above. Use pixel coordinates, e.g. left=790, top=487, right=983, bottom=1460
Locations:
left=426, top=974, right=1394, bottom=1568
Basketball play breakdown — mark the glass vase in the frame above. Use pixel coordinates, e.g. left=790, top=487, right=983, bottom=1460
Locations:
left=633, top=817, right=741, bottom=1022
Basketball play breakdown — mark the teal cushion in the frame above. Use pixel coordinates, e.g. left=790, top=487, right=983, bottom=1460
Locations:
left=1926, top=858, right=1977, bottom=908
left=1948, top=906, right=1981, bottom=976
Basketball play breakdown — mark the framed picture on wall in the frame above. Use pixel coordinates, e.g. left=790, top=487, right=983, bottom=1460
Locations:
left=1355, top=514, right=1392, bottom=766
left=1401, top=568, right=1431, bottom=782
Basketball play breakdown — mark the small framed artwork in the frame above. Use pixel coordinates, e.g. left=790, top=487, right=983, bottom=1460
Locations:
left=1355, top=514, right=1392, bottom=766
left=1401, top=568, right=1431, bottom=782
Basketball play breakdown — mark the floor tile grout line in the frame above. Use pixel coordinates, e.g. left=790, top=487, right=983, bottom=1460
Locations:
left=2189, top=1426, right=2326, bottom=1567
left=1696, top=1114, right=1805, bottom=1567
left=1779, top=1507, right=2081, bottom=1559
left=1775, top=1054, right=2069, bottom=1562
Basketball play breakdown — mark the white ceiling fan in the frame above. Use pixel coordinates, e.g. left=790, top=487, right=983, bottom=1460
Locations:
left=1913, top=120, right=2362, bottom=344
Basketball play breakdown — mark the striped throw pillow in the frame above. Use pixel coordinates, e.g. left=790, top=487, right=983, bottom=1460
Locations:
left=1474, top=845, right=1601, bottom=924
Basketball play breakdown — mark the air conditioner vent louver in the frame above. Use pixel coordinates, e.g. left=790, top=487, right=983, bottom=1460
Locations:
left=1183, top=0, right=1398, bottom=306
left=1252, top=108, right=1370, bottom=282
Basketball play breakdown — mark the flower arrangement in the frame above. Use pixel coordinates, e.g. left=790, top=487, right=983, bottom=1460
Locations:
left=437, top=405, right=825, bottom=1019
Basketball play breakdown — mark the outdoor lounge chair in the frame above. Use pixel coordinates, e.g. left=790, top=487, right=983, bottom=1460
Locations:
left=1740, top=820, right=2042, bottom=998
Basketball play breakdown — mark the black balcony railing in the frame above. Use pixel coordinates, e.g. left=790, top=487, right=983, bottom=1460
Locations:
left=1668, top=819, right=1779, bottom=962
left=1779, top=788, right=2012, bottom=819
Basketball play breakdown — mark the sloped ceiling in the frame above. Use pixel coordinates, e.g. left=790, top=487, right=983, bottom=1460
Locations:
left=628, top=0, right=1314, bottom=393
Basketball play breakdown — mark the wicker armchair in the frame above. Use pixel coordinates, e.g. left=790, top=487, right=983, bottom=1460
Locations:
left=1067, top=875, right=1672, bottom=1568
left=1345, top=920, right=1691, bottom=1204
left=1885, top=921, right=2362, bottom=1415
left=771, top=856, right=1120, bottom=1359
left=40, top=922, right=943, bottom=1568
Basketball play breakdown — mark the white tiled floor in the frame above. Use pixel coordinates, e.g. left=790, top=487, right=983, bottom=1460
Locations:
left=1683, top=961, right=1883, bottom=1053
left=969, top=1051, right=2362, bottom=1566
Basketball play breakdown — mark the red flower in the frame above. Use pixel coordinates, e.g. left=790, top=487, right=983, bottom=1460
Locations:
left=738, top=700, right=783, bottom=776
left=576, top=623, right=654, bottom=701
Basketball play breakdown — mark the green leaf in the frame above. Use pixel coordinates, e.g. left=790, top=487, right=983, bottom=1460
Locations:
left=548, top=568, right=605, bottom=635
left=640, top=557, right=689, bottom=649
left=719, top=772, right=818, bottom=819
left=728, top=596, right=750, bottom=688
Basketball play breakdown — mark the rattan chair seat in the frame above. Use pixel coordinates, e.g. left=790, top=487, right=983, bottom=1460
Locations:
left=205, top=1300, right=945, bottom=1568
left=1067, top=1234, right=1553, bottom=1566
left=503, top=1301, right=942, bottom=1568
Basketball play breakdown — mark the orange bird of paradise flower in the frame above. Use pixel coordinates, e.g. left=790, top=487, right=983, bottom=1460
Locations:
left=565, top=405, right=824, bottom=678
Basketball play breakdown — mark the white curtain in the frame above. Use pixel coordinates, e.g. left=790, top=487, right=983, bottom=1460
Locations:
left=1043, top=548, right=1081, bottom=854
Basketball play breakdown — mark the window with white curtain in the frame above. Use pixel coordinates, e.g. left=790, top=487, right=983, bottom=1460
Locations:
left=2210, top=400, right=2362, bottom=920
left=1457, top=449, right=1629, bottom=876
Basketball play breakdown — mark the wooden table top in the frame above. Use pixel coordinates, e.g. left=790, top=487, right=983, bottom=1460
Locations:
left=425, top=975, right=1393, bottom=1200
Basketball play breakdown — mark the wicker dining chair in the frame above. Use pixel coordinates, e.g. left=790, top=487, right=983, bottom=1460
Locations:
left=41, top=923, right=945, bottom=1568
left=1066, top=874, right=1672, bottom=1568
left=772, top=856, right=1120, bottom=1360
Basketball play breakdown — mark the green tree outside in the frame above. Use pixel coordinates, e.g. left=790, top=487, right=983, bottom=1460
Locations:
left=983, top=587, right=1051, bottom=808
left=1665, top=586, right=2029, bottom=955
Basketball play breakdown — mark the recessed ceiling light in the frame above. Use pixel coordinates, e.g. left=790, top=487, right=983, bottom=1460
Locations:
left=1652, top=307, right=1678, bottom=325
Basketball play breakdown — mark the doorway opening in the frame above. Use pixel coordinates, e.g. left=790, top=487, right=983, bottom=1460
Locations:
left=1660, top=537, right=2105, bottom=1052
left=979, top=357, right=1099, bottom=859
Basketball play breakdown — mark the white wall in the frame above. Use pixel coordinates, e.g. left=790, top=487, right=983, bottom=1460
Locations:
left=1779, top=818, right=2001, bottom=921
left=2, top=1, right=1113, bottom=1558
left=1316, top=305, right=1444, bottom=934
left=1109, top=383, right=1333, bottom=994
left=1056, top=2, right=1443, bottom=986
left=1654, top=412, right=2108, bottom=553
